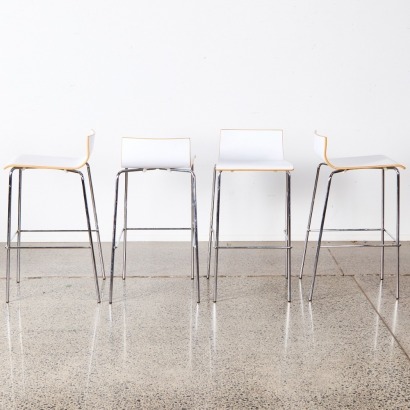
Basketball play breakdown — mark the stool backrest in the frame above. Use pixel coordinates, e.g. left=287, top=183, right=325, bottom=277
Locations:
left=121, top=138, right=191, bottom=169
left=85, top=130, right=95, bottom=161
left=314, top=131, right=329, bottom=164
left=219, top=129, right=284, bottom=162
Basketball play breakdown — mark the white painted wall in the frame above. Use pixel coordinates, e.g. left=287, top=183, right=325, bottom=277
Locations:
left=1, top=0, right=410, bottom=242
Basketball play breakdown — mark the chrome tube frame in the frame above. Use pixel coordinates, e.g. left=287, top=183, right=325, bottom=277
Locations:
left=71, top=169, right=101, bottom=303
left=17, top=170, right=22, bottom=283
left=191, top=168, right=200, bottom=303
left=381, top=169, right=385, bottom=280
left=109, top=167, right=200, bottom=304
left=122, top=170, right=128, bottom=280
left=6, top=168, right=14, bottom=303
left=308, top=170, right=341, bottom=301
left=207, top=166, right=217, bottom=280
left=286, top=171, right=291, bottom=302
left=86, top=164, right=106, bottom=280
left=395, top=168, right=400, bottom=300
left=299, top=163, right=325, bottom=279
left=213, top=171, right=222, bottom=303
left=210, top=170, right=292, bottom=303
left=5, top=167, right=102, bottom=303
left=300, top=164, right=401, bottom=302
left=190, top=165, right=195, bottom=280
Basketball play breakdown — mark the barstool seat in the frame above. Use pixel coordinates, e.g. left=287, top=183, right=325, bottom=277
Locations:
left=321, top=155, right=402, bottom=170
left=216, top=159, right=293, bottom=171
left=6, top=154, right=89, bottom=170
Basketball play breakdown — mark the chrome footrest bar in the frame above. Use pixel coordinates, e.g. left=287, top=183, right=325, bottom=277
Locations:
left=11, top=229, right=100, bottom=243
left=125, top=227, right=191, bottom=231
left=308, top=228, right=383, bottom=232
left=307, top=227, right=397, bottom=243
left=6, top=245, right=91, bottom=250
left=320, top=243, right=400, bottom=249
left=19, top=229, right=100, bottom=233
left=216, top=245, right=291, bottom=250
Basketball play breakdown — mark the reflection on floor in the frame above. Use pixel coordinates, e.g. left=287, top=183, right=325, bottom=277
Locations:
left=1, top=242, right=410, bottom=409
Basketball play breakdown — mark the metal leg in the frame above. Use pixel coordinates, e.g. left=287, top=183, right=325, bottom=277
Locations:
left=122, top=170, right=128, bottom=280
left=190, top=170, right=194, bottom=280
left=78, top=171, right=101, bottom=303
left=191, top=170, right=200, bottom=303
left=213, top=172, right=222, bottom=303
left=109, top=172, right=122, bottom=304
left=86, top=164, right=106, bottom=280
left=395, top=168, right=400, bottom=300
left=207, top=166, right=217, bottom=280
left=300, top=164, right=324, bottom=279
left=286, top=172, right=291, bottom=302
left=309, top=171, right=340, bottom=302
left=6, top=169, right=16, bottom=303
left=380, top=168, right=385, bottom=280
left=17, top=170, right=22, bottom=284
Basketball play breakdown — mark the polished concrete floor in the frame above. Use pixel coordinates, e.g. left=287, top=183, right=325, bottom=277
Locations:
left=1, top=241, right=410, bottom=409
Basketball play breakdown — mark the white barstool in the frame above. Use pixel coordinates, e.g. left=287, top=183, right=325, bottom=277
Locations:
left=109, top=137, right=200, bottom=304
left=207, top=129, right=293, bottom=302
left=4, top=131, right=105, bottom=303
left=300, top=131, right=405, bottom=301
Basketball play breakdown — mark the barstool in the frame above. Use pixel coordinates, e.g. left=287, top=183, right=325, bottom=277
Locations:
left=4, top=131, right=105, bottom=303
left=300, top=131, right=405, bottom=301
left=207, top=129, right=293, bottom=302
left=109, top=137, right=200, bottom=304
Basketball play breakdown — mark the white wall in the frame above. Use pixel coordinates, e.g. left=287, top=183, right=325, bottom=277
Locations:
left=1, top=0, right=410, bottom=242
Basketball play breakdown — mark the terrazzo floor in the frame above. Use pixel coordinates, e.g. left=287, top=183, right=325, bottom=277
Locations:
left=1, top=241, right=410, bottom=409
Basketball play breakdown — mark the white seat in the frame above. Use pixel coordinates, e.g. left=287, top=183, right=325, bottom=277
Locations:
left=5, top=135, right=94, bottom=170
left=314, top=133, right=405, bottom=170
left=324, top=155, right=402, bottom=170
left=300, top=131, right=405, bottom=301
left=4, top=131, right=104, bottom=303
left=109, top=137, right=200, bottom=304
left=216, top=159, right=293, bottom=171
left=208, top=129, right=293, bottom=302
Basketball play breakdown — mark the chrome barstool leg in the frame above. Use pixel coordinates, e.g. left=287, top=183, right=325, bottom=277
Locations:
left=6, top=169, right=16, bottom=303
left=86, top=164, right=106, bottom=280
left=207, top=166, right=217, bottom=280
left=286, top=171, right=291, bottom=302
left=109, top=172, right=122, bottom=304
left=300, top=163, right=324, bottom=279
left=309, top=171, right=339, bottom=302
left=380, top=168, right=385, bottom=281
left=77, top=171, right=101, bottom=303
left=395, top=168, right=400, bottom=299
left=190, top=170, right=194, bottom=280
left=17, top=169, right=22, bottom=284
left=122, top=170, right=128, bottom=280
left=213, top=172, right=222, bottom=303
left=191, top=170, right=200, bottom=303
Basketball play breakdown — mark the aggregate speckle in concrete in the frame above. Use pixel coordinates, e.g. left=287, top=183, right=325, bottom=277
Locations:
left=0, top=241, right=410, bottom=409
